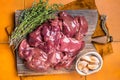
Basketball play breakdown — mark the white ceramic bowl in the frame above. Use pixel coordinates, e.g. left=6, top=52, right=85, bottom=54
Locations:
left=75, top=52, right=103, bottom=76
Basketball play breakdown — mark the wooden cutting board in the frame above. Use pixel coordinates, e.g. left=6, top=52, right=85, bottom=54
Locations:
left=15, top=10, right=98, bottom=76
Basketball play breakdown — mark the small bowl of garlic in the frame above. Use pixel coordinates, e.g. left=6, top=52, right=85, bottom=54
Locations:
left=75, top=52, right=103, bottom=76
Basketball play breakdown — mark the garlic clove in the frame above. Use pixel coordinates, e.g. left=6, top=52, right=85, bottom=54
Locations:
left=90, top=55, right=100, bottom=64
left=78, top=61, right=88, bottom=70
left=87, top=64, right=99, bottom=70
left=81, top=55, right=91, bottom=62
left=82, top=67, right=89, bottom=74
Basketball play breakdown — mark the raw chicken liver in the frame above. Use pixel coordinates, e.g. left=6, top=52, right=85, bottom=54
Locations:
left=18, top=11, right=88, bottom=72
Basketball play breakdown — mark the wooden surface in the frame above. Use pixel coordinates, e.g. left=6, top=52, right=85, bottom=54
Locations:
left=15, top=10, right=98, bottom=76
left=0, top=0, right=120, bottom=80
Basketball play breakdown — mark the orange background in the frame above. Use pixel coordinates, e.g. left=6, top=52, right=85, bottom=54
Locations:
left=0, top=0, right=120, bottom=80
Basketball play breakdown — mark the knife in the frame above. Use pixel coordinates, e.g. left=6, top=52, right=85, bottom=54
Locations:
left=90, top=15, right=119, bottom=44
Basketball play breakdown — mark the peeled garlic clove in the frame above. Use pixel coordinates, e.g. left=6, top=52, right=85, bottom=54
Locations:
left=78, top=64, right=83, bottom=70
left=81, top=55, right=91, bottom=62
left=78, top=61, right=88, bottom=70
left=87, top=64, right=99, bottom=70
left=90, top=56, right=99, bottom=64
left=82, top=67, right=89, bottom=74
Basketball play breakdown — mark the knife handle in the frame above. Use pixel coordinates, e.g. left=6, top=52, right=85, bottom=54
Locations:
left=91, top=36, right=113, bottom=44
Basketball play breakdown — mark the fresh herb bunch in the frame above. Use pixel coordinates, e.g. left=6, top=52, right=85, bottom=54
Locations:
left=10, top=0, right=61, bottom=49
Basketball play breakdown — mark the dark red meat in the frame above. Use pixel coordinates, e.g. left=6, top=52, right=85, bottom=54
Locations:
left=25, top=48, right=50, bottom=72
left=19, top=39, right=30, bottom=59
left=55, top=54, right=76, bottom=69
left=28, top=27, right=42, bottom=47
left=18, top=11, right=88, bottom=72
left=60, top=35, right=83, bottom=53
left=58, top=12, right=80, bottom=37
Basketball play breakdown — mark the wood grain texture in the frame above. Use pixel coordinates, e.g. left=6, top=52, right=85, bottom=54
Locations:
left=15, top=10, right=98, bottom=76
